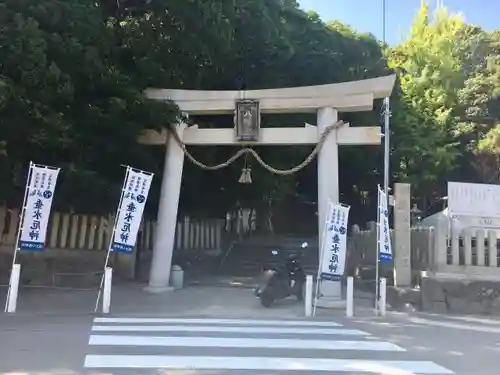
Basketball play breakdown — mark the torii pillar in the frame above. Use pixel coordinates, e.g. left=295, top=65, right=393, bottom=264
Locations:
left=139, top=75, right=396, bottom=302
left=316, top=107, right=342, bottom=307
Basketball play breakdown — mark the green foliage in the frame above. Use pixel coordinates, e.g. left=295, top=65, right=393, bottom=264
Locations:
left=386, top=3, right=500, bottom=209
left=1, top=0, right=499, bottom=222
left=0, top=0, right=177, bottom=212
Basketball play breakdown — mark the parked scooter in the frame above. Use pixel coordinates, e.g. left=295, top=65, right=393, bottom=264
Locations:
left=254, top=242, right=308, bottom=307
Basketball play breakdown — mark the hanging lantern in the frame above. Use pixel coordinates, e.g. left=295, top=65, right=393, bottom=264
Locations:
left=235, top=100, right=260, bottom=142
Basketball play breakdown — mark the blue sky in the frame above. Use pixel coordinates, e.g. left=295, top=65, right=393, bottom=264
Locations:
left=298, top=0, right=499, bottom=45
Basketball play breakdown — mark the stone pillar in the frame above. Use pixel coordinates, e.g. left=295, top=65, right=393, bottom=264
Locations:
left=433, top=215, right=448, bottom=271
left=147, top=123, right=187, bottom=293
left=316, top=107, right=343, bottom=307
left=394, top=183, right=412, bottom=286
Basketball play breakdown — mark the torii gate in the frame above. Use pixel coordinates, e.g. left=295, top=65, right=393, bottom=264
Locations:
left=139, top=75, right=396, bottom=307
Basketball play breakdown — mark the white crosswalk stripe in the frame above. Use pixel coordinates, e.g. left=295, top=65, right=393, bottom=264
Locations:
left=84, top=317, right=455, bottom=374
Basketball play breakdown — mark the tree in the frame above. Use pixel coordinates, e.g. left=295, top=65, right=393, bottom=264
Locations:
left=456, top=29, right=500, bottom=182
left=104, top=0, right=392, bottom=225
left=385, top=3, right=499, bottom=210
left=9, top=0, right=492, bottom=228
left=0, top=0, right=177, bottom=212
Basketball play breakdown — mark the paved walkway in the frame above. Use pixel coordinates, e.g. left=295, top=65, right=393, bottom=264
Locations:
left=1, top=282, right=375, bottom=319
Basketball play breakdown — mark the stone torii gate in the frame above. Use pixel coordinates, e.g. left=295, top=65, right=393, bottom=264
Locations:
left=139, top=75, right=396, bottom=306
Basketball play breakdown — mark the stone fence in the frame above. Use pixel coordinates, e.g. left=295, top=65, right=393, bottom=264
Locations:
left=0, top=206, right=224, bottom=286
left=347, top=217, right=500, bottom=315
left=406, top=218, right=500, bottom=315
left=0, top=207, right=224, bottom=253
left=432, top=216, right=500, bottom=279
left=348, top=222, right=434, bottom=285
left=348, top=218, right=500, bottom=283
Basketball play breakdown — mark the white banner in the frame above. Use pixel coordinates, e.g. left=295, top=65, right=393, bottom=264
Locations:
left=111, top=167, right=153, bottom=253
left=19, top=165, right=60, bottom=251
left=320, top=202, right=350, bottom=281
left=378, top=185, right=393, bottom=262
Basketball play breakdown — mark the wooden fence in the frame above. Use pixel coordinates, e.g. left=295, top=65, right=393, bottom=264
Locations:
left=0, top=207, right=225, bottom=253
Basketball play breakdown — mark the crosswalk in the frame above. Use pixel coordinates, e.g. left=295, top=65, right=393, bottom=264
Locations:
left=84, top=317, right=454, bottom=374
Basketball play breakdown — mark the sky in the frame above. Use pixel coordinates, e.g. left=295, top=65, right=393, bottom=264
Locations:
left=298, top=0, right=500, bottom=45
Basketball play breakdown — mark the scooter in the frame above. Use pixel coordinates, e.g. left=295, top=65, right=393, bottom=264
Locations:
left=254, top=242, right=308, bottom=307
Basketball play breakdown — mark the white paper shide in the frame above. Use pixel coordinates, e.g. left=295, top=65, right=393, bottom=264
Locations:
left=112, top=168, right=153, bottom=253
left=320, top=202, right=350, bottom=281
left=19, top=165, right=60, bottom=251
left=378, top=185, right=392, bottom=262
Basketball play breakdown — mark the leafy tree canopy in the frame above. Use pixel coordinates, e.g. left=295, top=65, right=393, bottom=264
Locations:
left=0, top=0, right=499, bottom=224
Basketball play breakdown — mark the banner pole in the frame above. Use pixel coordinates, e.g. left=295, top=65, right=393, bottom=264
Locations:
left=383, top=97, right=390, bottom=213
left=4, top=161, right=34, bottom=312
left=313, top=214, right=328, bottom=317
left=312, top=201, right=332, bottom=317
left=94, top=166, right=131, bottom=313
left=375, top=185, right=381, bottom=315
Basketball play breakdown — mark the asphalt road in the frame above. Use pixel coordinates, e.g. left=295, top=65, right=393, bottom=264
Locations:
left=2, top=310, right=497, bottom=375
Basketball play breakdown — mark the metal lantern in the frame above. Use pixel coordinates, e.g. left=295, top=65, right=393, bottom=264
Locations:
left=234, top=100, right=260, bottom=142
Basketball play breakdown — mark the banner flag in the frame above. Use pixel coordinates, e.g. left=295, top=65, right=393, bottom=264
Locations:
left=378, top=185, right=393, bottom=262
left=19, top=165, right=60, bottom=251
left=111, top=167, right=153, bottom=253
left=320, top=201, right=350, bottom=281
